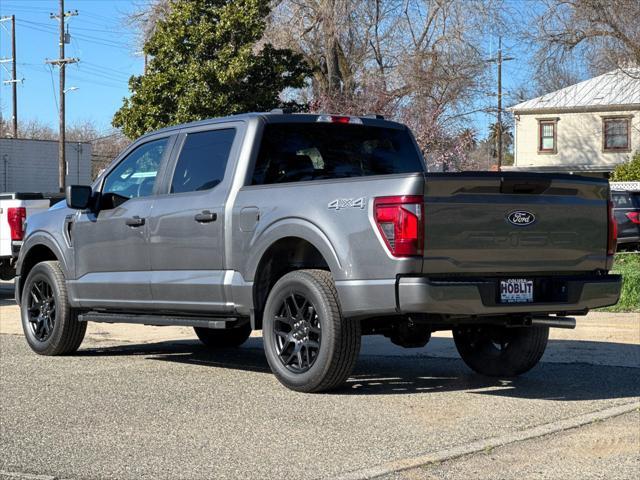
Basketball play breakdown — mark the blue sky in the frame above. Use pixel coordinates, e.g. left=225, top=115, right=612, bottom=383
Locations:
left=0, top=0, right=537, bottom=139
left=0, top=0, right=143, bottom=132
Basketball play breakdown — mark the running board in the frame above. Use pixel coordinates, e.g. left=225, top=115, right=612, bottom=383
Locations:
left=78, top=312, right=238, bottom=329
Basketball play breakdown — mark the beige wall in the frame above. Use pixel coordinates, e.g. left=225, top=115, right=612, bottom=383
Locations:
left=513, top=109, right=640, bottom=168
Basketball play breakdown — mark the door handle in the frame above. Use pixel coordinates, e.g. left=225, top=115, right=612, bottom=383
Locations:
left=126, top=216, right=145, bottom=227
left=194, top=210, right=217, bottom=223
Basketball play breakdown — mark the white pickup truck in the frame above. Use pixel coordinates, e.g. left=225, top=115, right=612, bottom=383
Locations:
left=0, top=193, right=51, bottom=280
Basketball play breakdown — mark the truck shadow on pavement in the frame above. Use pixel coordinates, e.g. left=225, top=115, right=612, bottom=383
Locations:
left=77, top=337, right=640, bottom=401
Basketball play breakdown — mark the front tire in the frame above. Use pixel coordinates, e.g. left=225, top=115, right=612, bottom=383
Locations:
left=21, top=261, right=86, bottom=355
left=263, top=269, right=361, bottom=393
left=453, top=325, right=548, bottom=377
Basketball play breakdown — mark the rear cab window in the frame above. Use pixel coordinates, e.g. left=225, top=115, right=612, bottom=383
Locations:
left=251, top=122, right=424, bottom=185
left=170, top=128, right=236, bottom=194
left=613, top=192, right=637, bottom=208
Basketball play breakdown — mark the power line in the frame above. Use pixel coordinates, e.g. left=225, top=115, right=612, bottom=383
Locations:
left=46, top=63, right=58, bottom=112
left=17, top=20, right=130, bottom=48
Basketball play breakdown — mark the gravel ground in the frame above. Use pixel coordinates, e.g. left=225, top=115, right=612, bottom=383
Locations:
left=1, top=282, right=639, bottom=479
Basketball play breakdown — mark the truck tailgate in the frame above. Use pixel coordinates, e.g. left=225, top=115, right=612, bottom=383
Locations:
left=422, top=173, right=609, bottom=274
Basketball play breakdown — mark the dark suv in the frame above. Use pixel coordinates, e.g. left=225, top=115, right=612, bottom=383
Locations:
left=612, top=190, right=640, bottom=250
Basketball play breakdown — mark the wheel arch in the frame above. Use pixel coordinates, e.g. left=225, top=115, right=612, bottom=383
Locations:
left=251, top=235, right=335, bottom=330
left=16, top=234, right=67, bottom=306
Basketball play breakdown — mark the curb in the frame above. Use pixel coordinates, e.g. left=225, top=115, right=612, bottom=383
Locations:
left=333, top=401, right=640, bottom=480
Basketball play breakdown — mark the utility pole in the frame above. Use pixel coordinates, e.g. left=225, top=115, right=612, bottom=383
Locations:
left=46, top=0, right=78, bottom=191
left=1, top=15, right=23, bottom=138
left=487, top=36, right=514, bottom=171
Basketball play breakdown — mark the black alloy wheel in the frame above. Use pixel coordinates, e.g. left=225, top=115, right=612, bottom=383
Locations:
left=27, top=279, right=56, bottom=342
left=273, top=292, right=322, bottom=373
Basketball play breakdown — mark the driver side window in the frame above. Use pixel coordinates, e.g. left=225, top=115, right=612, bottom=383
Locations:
left=102, top=138, right=168, bottom=200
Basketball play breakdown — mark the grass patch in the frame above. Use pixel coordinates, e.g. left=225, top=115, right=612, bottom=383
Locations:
left=601, top=253, right=640, bottom=312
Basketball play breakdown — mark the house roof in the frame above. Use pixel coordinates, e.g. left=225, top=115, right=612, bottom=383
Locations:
left=510, top=68, right=640, bottom=112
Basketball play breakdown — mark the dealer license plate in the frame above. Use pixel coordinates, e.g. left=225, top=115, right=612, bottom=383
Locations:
left=500, top=279, right=533, bottom=303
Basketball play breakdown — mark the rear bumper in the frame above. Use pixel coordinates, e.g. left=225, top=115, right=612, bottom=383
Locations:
left=617, top=235, right=639, bottom=245
left=11, top=240, right=22, bottom=258
left=397, top=274, right=622, bottom=315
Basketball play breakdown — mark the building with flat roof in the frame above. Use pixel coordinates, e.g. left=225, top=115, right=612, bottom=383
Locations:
left=0, top=138, right=92, bottom=193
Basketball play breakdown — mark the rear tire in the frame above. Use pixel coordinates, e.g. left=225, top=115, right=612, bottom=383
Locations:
left=0, top=260, right=15, bottom=281
left=262, top=269, right=361, bottom=393
left=21, top=261, right=86, bottom=355
left=453, top=325, right=548, bottom=377
left=194, top=323, right=251, bottom=348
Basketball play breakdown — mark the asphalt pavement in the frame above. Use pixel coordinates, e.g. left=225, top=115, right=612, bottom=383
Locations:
left=1, top=281, right=639, bottom=479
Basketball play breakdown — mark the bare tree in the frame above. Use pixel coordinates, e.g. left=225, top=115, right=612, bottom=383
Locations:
left=127, top=0, right=172, bottom=52
left=1, top=118, right=57, bottom=140
left=265, top=0, right=504, bottom=169
left=527, top=0, right=640, bottom=78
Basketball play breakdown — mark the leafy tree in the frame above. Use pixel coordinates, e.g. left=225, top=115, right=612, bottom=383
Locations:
left=611, top=152, right=640, bottom=181
left=113, top=0, right=310, bottom=138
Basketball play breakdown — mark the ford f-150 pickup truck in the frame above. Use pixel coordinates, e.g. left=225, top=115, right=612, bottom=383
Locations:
left=0, top=193, right=51, bottom=280
left=15, top=112, right=622, bottom=392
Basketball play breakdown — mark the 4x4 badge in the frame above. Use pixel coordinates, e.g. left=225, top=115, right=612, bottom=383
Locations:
left=328, top=198, right=366, bottom=210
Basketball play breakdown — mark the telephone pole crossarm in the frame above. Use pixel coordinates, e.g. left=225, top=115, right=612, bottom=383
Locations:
left=45, top=58, right=79, bottom=65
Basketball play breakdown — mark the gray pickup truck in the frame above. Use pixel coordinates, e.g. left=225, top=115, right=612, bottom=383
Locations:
left=15, top=112, right=621, bottom=392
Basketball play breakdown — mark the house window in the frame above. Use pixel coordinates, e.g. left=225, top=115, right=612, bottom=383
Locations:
left=603, top=117, right=630, bottom=151
left=538, top=120, right=556, bottom=153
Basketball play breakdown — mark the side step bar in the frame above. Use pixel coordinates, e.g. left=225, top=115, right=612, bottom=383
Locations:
left=78, top=312, right=240, bottom=329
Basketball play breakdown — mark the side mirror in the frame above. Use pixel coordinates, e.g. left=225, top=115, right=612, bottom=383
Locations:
left=65, top=185, right=93, bottom=210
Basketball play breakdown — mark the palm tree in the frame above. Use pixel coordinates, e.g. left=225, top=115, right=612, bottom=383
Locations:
left=487, top=122, right=513, bottom=159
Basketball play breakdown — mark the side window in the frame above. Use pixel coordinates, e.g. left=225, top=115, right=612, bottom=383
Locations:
left=170, top=129, right=236, bottom=194
left=102, top=138, right=168, bottom=199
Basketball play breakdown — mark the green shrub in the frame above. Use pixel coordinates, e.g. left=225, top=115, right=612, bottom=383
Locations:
left=611, top=151, right=640, bottom=181
left=602, top=253, right=640, bottom=312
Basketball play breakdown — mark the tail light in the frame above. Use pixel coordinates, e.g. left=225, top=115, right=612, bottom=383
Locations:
left=626, top=211, right=640, bottom=224
left=374, top=195, right=423, bottom=257
left=607, top=200, right=617, bottom=256
left=7, top=207, right=27, bottom=241
left=316, top=115, right=363, bottom=125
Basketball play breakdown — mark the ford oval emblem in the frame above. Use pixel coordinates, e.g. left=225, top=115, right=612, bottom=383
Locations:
left=506, top=210, right=536, bottom=226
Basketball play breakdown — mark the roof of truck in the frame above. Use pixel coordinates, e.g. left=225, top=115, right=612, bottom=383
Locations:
left=142, top=112, right=406, bottom=139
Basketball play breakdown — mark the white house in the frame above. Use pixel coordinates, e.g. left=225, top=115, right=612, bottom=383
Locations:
left=508, top=68, right=640, bottom=177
